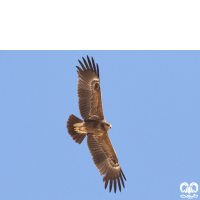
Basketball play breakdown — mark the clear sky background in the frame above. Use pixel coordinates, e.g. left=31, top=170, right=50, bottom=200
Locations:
left=0, top=51, right=200, bottom=200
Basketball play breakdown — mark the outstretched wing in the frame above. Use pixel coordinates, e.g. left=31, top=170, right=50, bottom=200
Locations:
left=87, top=133, right=126, bottom=193
left=76, top=56, right=104, bottom=121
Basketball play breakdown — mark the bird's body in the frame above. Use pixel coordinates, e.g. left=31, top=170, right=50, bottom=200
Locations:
left=67, top=56, right=126, bottom=193
left=74, top=119, right=111, bottom=135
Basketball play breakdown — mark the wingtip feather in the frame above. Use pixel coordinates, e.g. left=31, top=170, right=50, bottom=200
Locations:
left=117, top=177, right=121, bottom=192
left=105, top=179, right=108, bottom=189
left=78, top=59, right=86, bottom=70
left=114, top=179, right=117, bottom=193
left=82, top=57, right=90, bottom=70
left=97, top=64, right=99, bottom=78
left=87, top=55, right=93, bottom=71
left=120, top=174, right=125, bottom=188
left=121, top=170, right=126, bottom=181
left=109, top=179, right=113, bottom=192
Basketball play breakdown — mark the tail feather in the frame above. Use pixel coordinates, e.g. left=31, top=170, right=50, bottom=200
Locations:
left=67, top=114, right=86, bottom=144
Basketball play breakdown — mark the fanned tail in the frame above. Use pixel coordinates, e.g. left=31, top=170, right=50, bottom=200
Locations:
left=67, top=114, right=86, bottom=144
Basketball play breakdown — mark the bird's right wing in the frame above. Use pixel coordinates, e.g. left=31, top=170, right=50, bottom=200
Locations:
left=76, top=56, right=104, bottom=121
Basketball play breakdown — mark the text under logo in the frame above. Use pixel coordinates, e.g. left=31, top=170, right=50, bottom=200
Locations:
left=180, top=182, right=198, bottom=199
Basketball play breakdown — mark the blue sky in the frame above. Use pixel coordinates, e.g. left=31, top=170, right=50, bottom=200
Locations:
left=0, top=51, right=200, bottom=200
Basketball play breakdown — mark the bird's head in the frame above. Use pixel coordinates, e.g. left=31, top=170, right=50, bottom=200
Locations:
left=103, top=122, right=112, bottom=131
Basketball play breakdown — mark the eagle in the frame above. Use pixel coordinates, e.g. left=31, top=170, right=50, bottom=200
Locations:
left=67, top=56, right=126, bottom=193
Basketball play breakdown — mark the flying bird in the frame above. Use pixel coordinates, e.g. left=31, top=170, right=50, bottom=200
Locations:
left=67, top=56, right=126, bottom=193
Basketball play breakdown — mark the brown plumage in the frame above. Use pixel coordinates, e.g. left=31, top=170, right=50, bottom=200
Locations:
left=67, top=56, right=126, bottom=193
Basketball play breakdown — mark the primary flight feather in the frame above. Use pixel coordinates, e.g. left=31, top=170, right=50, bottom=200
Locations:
left=67, top=56, right=126, bottom=193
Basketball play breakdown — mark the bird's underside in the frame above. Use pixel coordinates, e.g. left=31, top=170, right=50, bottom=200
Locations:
left=66, top=56, right=126, bottom=193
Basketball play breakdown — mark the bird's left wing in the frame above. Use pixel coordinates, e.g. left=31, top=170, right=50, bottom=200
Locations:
left=87, top=133, right=126, bottom=193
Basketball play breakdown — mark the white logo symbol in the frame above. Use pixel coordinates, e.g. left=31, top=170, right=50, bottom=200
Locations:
left=180, top=182, right=198, bottom=199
